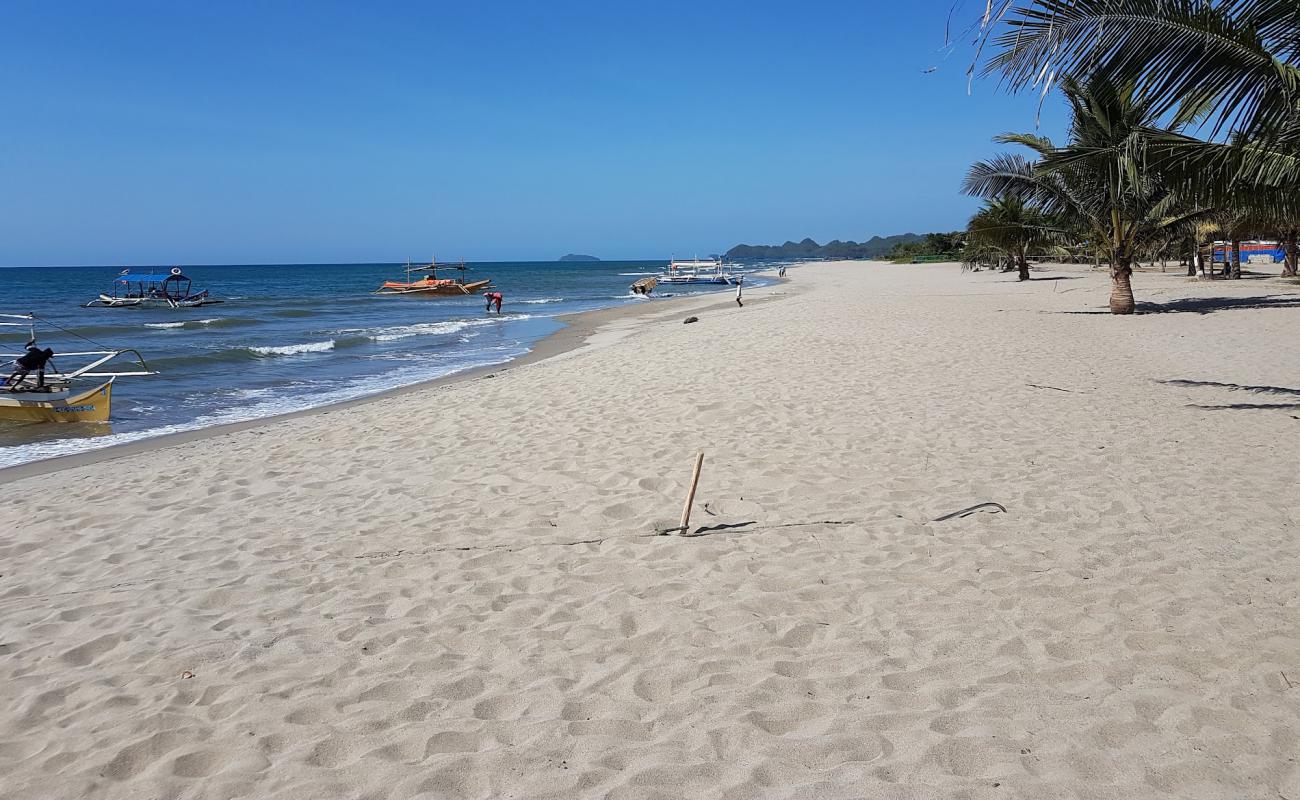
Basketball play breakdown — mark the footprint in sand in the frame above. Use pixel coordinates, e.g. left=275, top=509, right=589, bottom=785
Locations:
left=171, top=750, right=220, bottom=778
left=61, top=633, right=122, bottom=667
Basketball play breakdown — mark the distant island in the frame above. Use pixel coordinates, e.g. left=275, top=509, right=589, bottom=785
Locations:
left=559, top=254, right=600, bottom=262
left=725, top=234, right=923, bottom=261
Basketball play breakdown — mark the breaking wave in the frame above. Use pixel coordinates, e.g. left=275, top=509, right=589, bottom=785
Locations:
left=248, top=340, right=336, bottom=356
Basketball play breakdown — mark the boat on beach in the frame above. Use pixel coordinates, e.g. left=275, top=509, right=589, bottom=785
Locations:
left=630, top=276, right=658, bottom=295
left=0, top=313, right=156, bottom=423
left=375, top=260, right=493, bottom=296
left=658, top=258, right=741, bottom=285
left=85, top=267, right=222, bottom=309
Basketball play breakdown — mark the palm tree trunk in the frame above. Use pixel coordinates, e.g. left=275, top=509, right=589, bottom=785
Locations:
left=1110, top=257, right=1135, bottom=315
left=1284, top=232, right=1298, bottom=277
left=1230, top=239, right=1242, bottom=279
left=1187, top=237, right=1198, bottom=277
left=1017, top=254, right=1030, bottom=281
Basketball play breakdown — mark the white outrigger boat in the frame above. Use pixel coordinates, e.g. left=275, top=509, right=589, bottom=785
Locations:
left=0, top=314, right=156, bottom=423
left=86, top=267, right=222, bottom=309
left=658, top=258, right=741, bottom=285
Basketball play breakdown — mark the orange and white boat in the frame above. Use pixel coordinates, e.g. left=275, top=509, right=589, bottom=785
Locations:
left=374, top=259, right=492, bottom=296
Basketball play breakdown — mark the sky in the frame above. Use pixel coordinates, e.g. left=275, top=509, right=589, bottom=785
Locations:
left=0, top=0, right=1069, bottom=265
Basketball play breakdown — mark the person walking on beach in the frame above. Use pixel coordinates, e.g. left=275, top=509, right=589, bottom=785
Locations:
left=734, top=275, right=744, bottom=307
left=484, top=291, right=503, bottom=314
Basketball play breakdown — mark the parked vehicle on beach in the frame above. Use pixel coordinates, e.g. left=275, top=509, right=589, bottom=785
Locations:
left=86, top=267, right=222, bottom=308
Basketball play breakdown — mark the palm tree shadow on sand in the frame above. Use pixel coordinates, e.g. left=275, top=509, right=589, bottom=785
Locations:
left=1158, top=379, right=1300, bottom=411
left=1056, top=295, right=1300, bottom=315
left=1136, top=295, right=1300, bottom=314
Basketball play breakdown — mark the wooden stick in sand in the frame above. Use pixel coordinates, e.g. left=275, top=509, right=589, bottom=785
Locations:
left=679, top=452, right=705, bottom=535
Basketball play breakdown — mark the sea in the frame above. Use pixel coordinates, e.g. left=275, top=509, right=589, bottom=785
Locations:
left=0, top=261, right=769, bottom=468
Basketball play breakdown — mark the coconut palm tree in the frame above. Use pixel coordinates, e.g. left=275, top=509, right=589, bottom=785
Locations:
left=965, top=195, right=1059, bottom=280
left=972, top=1, right=1300, bottom=201
left=964, top=77, right=1211, bottom=312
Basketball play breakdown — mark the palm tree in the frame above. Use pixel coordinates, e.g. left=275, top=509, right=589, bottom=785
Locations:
left=965, top=195, right=1058, bottom=280
left=972, top=1, right=1300, bottom=203
left=964, top=77, right=1211, bottom=313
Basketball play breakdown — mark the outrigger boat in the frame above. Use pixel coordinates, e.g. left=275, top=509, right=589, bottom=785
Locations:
left=0, top=314, right=155, bottom=423
left=86, top=267, right=222, bottom=309
left=374, top=259, right=493, bottom=296
left=658, top=258, right=741, bottom=285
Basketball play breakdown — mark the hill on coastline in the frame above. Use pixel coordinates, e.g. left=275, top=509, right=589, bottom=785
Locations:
left=725, top=234, right=922, bottom=260
left=559, top=254, right=600, bottom=262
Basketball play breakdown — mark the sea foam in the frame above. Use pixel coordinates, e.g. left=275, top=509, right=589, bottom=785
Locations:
left=248, top=340, right=336, bottom=356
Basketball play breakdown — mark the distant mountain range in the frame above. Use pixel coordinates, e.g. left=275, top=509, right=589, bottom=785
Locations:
left=559, top=253, right=600, bottom=262
left=725, top=234, right=922, bottom=261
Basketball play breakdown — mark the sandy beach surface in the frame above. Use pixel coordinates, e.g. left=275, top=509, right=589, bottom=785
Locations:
left=2, top=260, right=1298, bottom=799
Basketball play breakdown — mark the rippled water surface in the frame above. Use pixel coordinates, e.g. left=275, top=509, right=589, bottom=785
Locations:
left=0, top=260, right=765, bottom=466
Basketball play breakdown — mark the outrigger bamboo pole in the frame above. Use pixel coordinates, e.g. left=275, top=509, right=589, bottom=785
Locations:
left=678, top=452, right=705, bottom=535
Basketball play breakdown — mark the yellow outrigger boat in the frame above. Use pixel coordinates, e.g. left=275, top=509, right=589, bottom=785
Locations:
left=0, top=379, right=115, bottom=423
left=1, top=313, right=155, bottom=424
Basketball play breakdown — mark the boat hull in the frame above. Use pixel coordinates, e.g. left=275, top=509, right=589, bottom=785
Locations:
left=657, top=276, right=736, bottom=285
left=375, top=279, right=493, bottom=296
left=0, top=380, right=113, bottom=423
left=86, top=295, right=222, bottom=308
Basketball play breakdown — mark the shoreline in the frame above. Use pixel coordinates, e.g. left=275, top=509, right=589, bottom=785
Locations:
left=0, top=273, right=789, bottom=484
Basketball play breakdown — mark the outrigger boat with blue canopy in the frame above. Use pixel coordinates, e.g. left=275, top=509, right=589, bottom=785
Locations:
left=86, top=267, right=222, bottom=308
left=0, top=313, right=156, bottom=423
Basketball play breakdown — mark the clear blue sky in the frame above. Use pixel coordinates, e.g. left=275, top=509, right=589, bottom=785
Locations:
left=0, top=0, right=1068, bottom=265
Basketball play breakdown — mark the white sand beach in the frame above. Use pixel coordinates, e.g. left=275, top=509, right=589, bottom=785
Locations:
left=2, top=261, right=1298, bottom=799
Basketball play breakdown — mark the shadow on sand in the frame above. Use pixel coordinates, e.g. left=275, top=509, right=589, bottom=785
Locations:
left=1135, top=295, right=1300, bottom=314
left=990, top=275, right=1086, bottom=283
left=1057, top=294, right=1300, bottom=315
left=687, top=521, right=758, bottom=537
left=1187, top=402, right=1300, bottom=410
left=1158, top=379, right=1300, bottom=411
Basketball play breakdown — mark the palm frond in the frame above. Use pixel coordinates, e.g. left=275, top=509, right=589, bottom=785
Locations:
left=975, top=0, right=1300, bottom=141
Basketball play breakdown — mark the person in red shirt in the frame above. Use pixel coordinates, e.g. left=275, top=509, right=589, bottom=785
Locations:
left=483, top=291, right=503, bottom=314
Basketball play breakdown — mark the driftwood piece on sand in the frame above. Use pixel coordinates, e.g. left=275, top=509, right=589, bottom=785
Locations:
left=683, top=316, right=699, bottom=324
left=678, top=453, right=705, bottom=534
left=657, top=452, right=706, bottom=536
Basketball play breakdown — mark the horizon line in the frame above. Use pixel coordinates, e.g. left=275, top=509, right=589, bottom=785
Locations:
left=0, top=257, right=697, bottom=269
